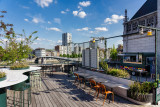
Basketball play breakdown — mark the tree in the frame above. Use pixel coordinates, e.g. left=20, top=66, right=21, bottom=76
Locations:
left=110, top=44, right=118, bottom=61
left=63, top=54, right=67, bottom=57
left=0, top=11, right=38, bottom=65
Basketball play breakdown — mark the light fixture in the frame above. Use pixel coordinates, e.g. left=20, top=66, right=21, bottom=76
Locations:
left=99, top=37, right=104, bottom=43
left=93, top=38, right=95, bottom=43
left=139, top=27, right=144, bottom=35
left=147, top=29, right=152, bottom=36
left=100, top=39, right=103, bottom=43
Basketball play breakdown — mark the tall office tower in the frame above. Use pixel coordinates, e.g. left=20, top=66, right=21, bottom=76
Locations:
left=62, top=33, right=72, bottom=46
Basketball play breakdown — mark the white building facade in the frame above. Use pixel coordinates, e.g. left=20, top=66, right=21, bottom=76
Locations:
left=35, top=48, right=46, bottom=57
left=62, top=33, right=72, bottom=46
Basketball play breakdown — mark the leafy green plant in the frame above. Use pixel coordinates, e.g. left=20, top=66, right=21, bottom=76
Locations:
left=110, top=44, right=118, bottom=61
left=0, top=13, right=38, bottom=68
left=107, top=68, right=130, bottom=78
left=100, top=59, right=108, bottom=73
left=100, top=59, right=129, bottom=78
left=10, top=62, right=29, bottom=70
left=129, top=82, right=155, bottom=100
left=0, top=72, right=6, bottom=78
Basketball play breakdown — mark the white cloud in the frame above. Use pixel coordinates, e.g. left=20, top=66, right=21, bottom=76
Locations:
left=32, top=16, right=44, bottom=24
left=79, top=1, right=91, bottom=7
left=73, top=11, right=78, bottom=16
left=78, top=6, right=83, bottom=11
left=104, top=14, right=124, bottom=24
left=89, top=27, right=108, bottom=34
left=73, top=11, right=87, bottom=18
left=34, top=0, right=53, bottom=8
left=66, top=8, right=70, bottom=12
left=54, top=18, right=61, bottom=24
left=24, top=19, right=29, bottom=22
left=76, top=27, right=90, bottom=31
left=21, top=6, right=30, bottom=9
left=47, top=27, right=61, bottom=32
left=48, top=21, right=51, bottom=24
left=61, top=11, right=66, bottom=14
left=57, top=40, right=62, bottom=43
left=95, top=27, right=108, bottom=32
left=47, top=39, right=53, bottom=42
left=61, top=8, right=70, bottom=14
left=33, top=42, right=38, bottom=45
left=37, top=38, right=46, bottom=41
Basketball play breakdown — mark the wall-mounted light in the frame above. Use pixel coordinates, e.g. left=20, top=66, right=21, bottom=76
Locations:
left=147, top=29, right=152, bottom=36
left=93, top=38, right=95, bottom=43
left=139, top=27, right=144, bottom=35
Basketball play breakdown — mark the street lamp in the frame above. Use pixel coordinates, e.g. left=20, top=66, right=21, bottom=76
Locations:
left=138, top=25, right=160, bottom=105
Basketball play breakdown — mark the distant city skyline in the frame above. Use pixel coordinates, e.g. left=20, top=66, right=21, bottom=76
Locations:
left=0, top=0, right=146, bottom=49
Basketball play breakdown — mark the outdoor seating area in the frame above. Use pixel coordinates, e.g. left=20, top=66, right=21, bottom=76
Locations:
left=73, top=68, right=134, bottom=98
left=6, top=71, right=154, bottom=107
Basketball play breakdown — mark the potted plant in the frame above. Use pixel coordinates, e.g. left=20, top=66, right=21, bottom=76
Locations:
left=128, top=82, right=154, bottom=103
left=0, top=72, right=6, bottom=81
left=10, top=62, right=29, bottom=70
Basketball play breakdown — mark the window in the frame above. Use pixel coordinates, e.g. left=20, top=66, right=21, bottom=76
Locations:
left=123, top=54, right=142, bottom=64
left=132, top=22, right=138, bottom=31
left=127, top=24, right=131, bottom=32
left=139, top=20, right=145, bottom=26
left=147, top=17, right=154, bottom=26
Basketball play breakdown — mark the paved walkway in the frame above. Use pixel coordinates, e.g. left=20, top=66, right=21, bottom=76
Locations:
left=7, top=72, right=158, bottom=107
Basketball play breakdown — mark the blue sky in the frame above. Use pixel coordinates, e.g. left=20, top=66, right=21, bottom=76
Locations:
left=0, top=0, right=146, bottom=49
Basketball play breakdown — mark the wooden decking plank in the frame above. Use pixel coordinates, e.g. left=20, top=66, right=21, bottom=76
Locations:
left=33, top=88, right=41, bottom=107
left=58, top=74, right=101, bottom=107
left=43, top=78, right=67, bottom=107
left=40, top=78, right=57, bottom=107
left=52, top=73, right=99, bottom=107
left=56, top=76, right=94, bottom=107
left=42, top=78, right=62, bottom=107
left=46, top=75, right=80, bottom=107
left=44, top=77, right=71, bottom=107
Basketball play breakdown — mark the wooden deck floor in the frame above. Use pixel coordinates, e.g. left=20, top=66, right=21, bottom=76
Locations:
left=7, top=72, right=157, bottom=107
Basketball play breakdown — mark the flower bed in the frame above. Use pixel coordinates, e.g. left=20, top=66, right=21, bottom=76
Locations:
left=100, top=60, right=130, bottom=78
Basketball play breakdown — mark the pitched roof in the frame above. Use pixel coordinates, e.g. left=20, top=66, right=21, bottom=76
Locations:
left=131, top=0, right=157, bottom=20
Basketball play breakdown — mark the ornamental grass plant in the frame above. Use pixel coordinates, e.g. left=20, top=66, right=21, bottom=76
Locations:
left=10, top=62, right=29, bottom=70
left=0, top=72, right=6, bottom=78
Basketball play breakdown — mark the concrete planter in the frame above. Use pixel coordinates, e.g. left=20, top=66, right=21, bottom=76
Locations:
left=127, top=90, right=153, bottom=103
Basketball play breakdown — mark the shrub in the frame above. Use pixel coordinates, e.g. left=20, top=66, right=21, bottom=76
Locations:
left=100, top=59, right=108, bottom=73
left=129, top=82, right=155, bottom=99
left=107, top=68, right=130, bottom=78
left=0, top=72, right=6, bottom=78
left=10, top=62, right=29, bottom=70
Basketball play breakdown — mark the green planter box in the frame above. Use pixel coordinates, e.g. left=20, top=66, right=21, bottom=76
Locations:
left=0, top=76, right=6, bottom=81
left=0, top=88, right=7, bottom=107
